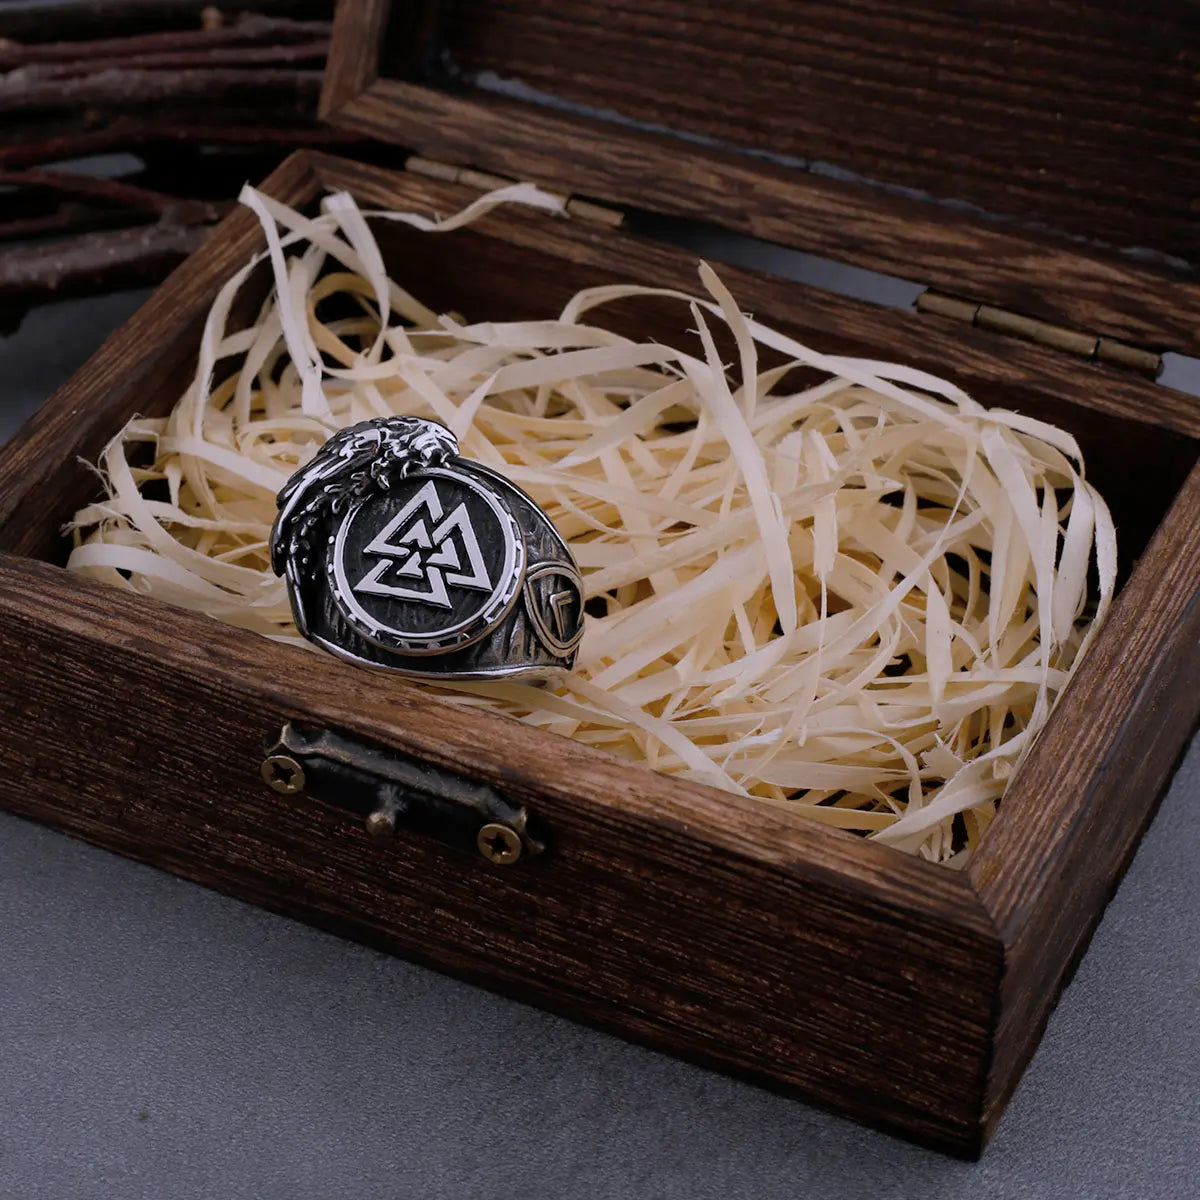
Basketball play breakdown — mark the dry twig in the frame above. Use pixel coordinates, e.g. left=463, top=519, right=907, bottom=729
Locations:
left=0, top=3, right=349, bottom=326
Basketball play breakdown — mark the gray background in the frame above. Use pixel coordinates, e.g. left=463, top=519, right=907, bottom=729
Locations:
left=0, top=291, right=1197, bottom=1199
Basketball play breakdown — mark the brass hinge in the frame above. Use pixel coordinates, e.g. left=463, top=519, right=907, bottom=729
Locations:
left=917, top=290, right=1162, bottom=377
left=405, top=155, right=626, bottom=229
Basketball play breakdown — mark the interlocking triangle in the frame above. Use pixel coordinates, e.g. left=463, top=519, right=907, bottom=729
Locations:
left=397, top=517, right=432, bottom=548
left=355, top=555, right=452, bottom=608
left=426, top=539, right=461, bottom=570
left=363, top=482, right=444, bottom=557
left=353, top=479, right=493, bottom=608
left=395, top=549, right=425, bottom=577
left=428, top=504, right=490, bottom=591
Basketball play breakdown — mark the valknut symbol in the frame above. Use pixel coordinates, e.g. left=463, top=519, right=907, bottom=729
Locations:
left=354, top=480, right=494, bottom=610
left=327, top=463, right=525, bottom=655
left=274, top=416, right=581, bottom=677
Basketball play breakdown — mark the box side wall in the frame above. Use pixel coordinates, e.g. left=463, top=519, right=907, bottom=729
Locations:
left=0, top=556, right=1001, bottom=1154
left=972, top=462, right=1200, bottom=1134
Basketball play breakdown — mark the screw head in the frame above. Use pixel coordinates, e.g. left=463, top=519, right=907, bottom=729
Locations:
left=477, top=822, right=523, bottom=866
left=261, top=754, right=305, bottom=794
left=364, top=809, right=397, bottom=841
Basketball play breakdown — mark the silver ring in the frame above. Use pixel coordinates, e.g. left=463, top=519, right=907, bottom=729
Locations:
left=270, top=417, right=584, bottom=681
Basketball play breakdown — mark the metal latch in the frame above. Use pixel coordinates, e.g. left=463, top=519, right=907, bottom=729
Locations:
left=260, top=723, right=545, bottom=866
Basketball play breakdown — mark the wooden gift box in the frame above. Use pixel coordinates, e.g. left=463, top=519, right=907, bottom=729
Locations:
left=0, top=0, right=1198, bottom=1158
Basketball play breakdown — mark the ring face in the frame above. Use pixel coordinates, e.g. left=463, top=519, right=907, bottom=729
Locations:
left=270, top=417, right=584, bottom=681
left=329, top=466, right=525, bottom=655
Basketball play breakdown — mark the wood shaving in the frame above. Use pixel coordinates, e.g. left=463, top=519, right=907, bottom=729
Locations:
left=66, top=184, right=1117, bottom=863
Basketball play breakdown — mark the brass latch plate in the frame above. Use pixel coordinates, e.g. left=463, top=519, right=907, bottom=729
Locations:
left=261, top=723, right=545, bottom=866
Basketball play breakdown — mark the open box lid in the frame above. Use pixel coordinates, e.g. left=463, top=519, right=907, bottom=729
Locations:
left=320, top=0, right=1200, bottom=357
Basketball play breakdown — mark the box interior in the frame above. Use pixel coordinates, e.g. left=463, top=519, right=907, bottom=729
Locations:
left=21, top=207, right=1199, bottom=600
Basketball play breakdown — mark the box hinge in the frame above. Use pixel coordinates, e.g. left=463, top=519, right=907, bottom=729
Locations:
left=405, top=155, right=626, bottom=229
left=916, top=290, right=1162, bottom=378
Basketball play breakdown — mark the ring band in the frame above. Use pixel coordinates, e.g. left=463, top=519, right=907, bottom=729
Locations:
left=271, top=417, right=584, bottom=681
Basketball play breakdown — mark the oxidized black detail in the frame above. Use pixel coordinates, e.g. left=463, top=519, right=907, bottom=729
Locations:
left=271, top=417, right=583, bottom=681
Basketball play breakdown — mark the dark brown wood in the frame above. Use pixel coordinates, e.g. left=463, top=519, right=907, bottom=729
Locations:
left=0, top=0, right=330, bottom=42
left=0, top=554, right=1002, bottom=1154
left=0, top=16, right=330, bottom=69
left=0, top=12, right=331, bottom=131
left=0, top=65, right=323, bottom=113
left=0, top=148, right=1196, bottom=1155
left=321, top=0, right=1200, bottom=356
left=969, top=459, right=1200, bottom=1137
left=0, top=11, right=353, bottom=323
left=0, top=168, right=221, bottom=220
left=0, top=220, right=217, bottom=316
left=432, top=0, right=1200, bottom=261
left=0, top=122, right=351, bottom=169
left=321, top=0, right=381, bottom=113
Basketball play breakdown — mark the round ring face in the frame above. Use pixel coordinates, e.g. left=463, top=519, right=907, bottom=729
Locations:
left=327, top=465, right=525, bottom=655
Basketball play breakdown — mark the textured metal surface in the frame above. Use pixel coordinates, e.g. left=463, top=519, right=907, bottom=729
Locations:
left=262, top=722, right=544, bottom=862
left=272, top=417, right=583, bottom=680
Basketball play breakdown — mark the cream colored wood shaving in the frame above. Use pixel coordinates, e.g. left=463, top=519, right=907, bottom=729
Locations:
left=66, top=184, right=1117, bottom=864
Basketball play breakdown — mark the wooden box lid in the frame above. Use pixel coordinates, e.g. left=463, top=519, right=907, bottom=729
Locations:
left=321, top=0, right=1200, bottom=353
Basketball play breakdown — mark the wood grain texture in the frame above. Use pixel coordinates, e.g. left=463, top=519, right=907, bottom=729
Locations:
left=321, top=0, right=384, bottom=112
left=313, top=154, right=1200, bottom=580
left=0, top=554, right=1002, bottom=1154
left=0, top=147, right=1197, bottom=1154
left=969, top=459, right=1200, bottom=1136
left=437, top=0, right=1200, bottom=263
left=322, top=0, right=1200, bottom=355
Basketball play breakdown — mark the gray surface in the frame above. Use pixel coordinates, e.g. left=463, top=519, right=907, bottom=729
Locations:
left=1, top=292, right=1197, bottom=1199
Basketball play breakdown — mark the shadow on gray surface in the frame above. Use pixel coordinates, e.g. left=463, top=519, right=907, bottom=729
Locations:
left=0, top=291, right=153, bottom=443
